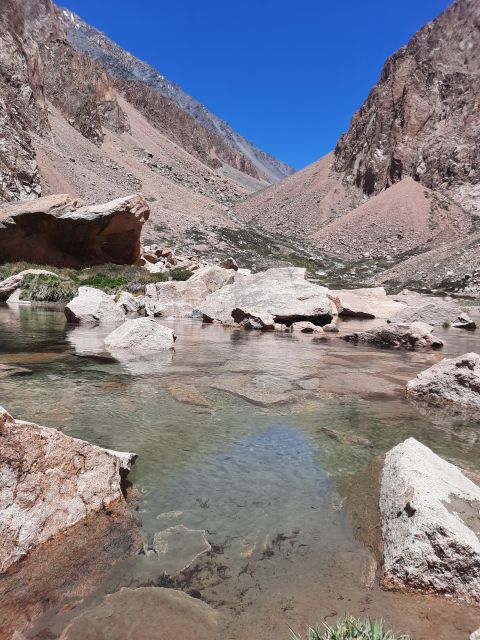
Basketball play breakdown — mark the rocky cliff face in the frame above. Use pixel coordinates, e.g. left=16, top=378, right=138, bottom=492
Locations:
left=334, top=0, right=480, bottom=214
left=0, top=0, right=48, bottom=201
left=59, top=7, right=294, bottom=183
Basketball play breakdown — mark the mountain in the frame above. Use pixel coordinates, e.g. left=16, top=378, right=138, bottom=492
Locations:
left=59, top=8, right=294, bottom=184
left=0, top=0, right=296, bottom=254
left=237, top=0, right=480, bottom=265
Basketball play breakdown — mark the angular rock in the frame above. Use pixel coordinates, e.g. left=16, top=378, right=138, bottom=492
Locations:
left=153, top=525, right=211, bottom=574
left=200, top=267, right=336, bottom=326
left=0, top=193, right=149, bottom=268
left=290, top=321, right=324, bottom=334
left=116, top=291, right=144, bottom=315
left=380, top=438, right=480, bottom=603
left=331, top=287, right=406, bottom=319
left=218, top=257, right=238, bottom=271
left=406, top=352, right=480, bottom=412
left=391, top=291, right=464, bottom=326
left=105, top=317, right=176, bottom=354
left=145, top=266, right=233, bottom=318
left=65, top=286, right=126, bottom=325
left=0, top=364, right=32, bottom=379
left=341, top=322, right=444, bottom=351
left=0, top=269, right=58, bottom=302
left=452, top=313, right=477, bottom=330
left=0, top=407, right=136, bottom=573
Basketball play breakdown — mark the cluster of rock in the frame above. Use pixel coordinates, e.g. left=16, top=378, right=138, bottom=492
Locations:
left=0, top=406, right=136, bottom=573
left=139, top=242, right=239, bottom=276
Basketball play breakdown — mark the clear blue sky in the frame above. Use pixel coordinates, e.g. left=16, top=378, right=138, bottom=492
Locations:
left=61, top=0, right=451, bottom=170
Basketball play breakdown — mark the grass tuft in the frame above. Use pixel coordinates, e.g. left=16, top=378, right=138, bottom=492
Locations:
left=290, top=615, right=409, bottom=640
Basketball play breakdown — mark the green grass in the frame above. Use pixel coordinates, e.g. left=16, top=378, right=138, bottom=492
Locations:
left=2, top=262, right=193, bottom=303
left=290, top=615, right=409, bottom=640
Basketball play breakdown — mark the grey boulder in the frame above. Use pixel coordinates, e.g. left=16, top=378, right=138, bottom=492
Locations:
left=105, top=317, right=176, bottom=355
left=380, top=437, right=480, bottom=603
left=341, top=321, right=444, bottom=350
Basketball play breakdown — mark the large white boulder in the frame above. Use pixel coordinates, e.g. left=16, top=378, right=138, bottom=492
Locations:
left=144, top=265, right=234, bottom=318
left=406, top=352, right=480, bottom=411
left=380, top=438, right=480, bottom=603
left=104, top=317, right=176, bottom=354
left=330, top=287, right=406, bottom=319
left=65, top=287, right=125, bottom=325
left=341, top=321, right=444, bottom=351
left=0, top=407, right=136, bottom=574
left=200, top=267, right=336, bottom=326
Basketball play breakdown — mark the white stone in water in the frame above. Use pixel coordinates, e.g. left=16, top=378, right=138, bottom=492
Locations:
left=380, top=438, right=480, bottom=602
left=152, top=525, right=211, bottom=574
left=104, top=317, right=176, bottom=354
left=65, top=286, right=125, bottom=325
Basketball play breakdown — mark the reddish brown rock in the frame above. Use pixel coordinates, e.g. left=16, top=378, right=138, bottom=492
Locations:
left=0, top=193, right=149, bottom=267
left=0, top=406, right=137, bottom=574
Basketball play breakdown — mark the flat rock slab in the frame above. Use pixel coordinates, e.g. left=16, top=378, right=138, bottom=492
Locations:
left=200, top=267, right=336, bottom=326
left=210, top=374, right=295, bottom=406
left=391, top=291, right=464, bottom=326
left=341, top=322, right=444, bottom=351
left=65, top=286, right=126, bottom=325
left=153, top=525, right=211, bottom=574
left=0, top=193, right=149, bottom=267
left=59, top=587, right=218, bottom=640
left=407, top=352, right=480, bottom=413
left=380, top=438, right=480, bottom=603
left=331, top=287, right=406, bottom=319
left=0, top=407, right=136, bottom=573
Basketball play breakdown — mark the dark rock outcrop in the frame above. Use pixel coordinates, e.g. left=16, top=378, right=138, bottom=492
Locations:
left=0, top=193, right=149, bottom=267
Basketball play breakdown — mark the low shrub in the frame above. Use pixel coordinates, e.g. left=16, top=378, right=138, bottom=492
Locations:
left=20, top=274, right=77, bottom=303
left=290, top=615, right=409, bottom=640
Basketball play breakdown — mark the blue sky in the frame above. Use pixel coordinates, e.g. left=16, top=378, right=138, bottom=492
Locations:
left=61, top=0, right=451, bottom=170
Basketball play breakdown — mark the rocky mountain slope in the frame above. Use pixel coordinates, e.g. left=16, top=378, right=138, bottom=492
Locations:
left=236, top=0, right=480, bottom=288
left=59, top=8, right=294, bottom=184
left=0, top=0, right=294, bottom=254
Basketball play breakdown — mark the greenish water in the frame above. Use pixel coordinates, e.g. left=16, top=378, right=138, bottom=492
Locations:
left=1, top=304, right=479, bottom=639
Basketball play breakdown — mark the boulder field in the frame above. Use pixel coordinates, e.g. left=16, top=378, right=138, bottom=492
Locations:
left=0, top=406, right=136, bottom=574
left=0, top=193, right=149, bottom=268
left=380, top=438, right=480, bottom=603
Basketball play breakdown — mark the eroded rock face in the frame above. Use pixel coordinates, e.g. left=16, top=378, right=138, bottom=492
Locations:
left=334, top=0, right=480, bottom=214
left=104, top=317, right=176, bottom=354
left=200, top=267, right=336, bottom=327
left=0, top=193, right=149, bottom=268
left=380, top=438, right=480, bottom=603
left=406, top=352, right=480, bottom=412
left=341, top=322, right=444, bottom=351
left=65, top=286, right=126, bottom=325
left=0, top=406, right=136, bottom=573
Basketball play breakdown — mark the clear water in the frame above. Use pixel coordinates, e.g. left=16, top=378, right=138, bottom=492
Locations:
left=1, top=304, right=480, bottom=639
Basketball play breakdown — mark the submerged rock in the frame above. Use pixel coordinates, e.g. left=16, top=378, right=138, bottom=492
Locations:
left=341, top=322, right=444, bottom=351
left=153, top=525, right=211, bottom=574
left=0, top=407, right=136, bottom=573
left=200, top=267, right=336, bottom=327
left=406, top=352, right=480, bottom=413
left=0, top=193, right=149, bottom=268
left=0, top=363, right=32, bottom=378
left=58, top=587, right=218, bottom=640
left=105, top=317, right=176, bottom=354
left=380, top=438, right=480, bottom=603
left=65, top=286, right=126, bottom=325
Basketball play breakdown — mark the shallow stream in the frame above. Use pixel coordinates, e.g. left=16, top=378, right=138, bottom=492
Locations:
left=1, top=304, right=479, bottom=639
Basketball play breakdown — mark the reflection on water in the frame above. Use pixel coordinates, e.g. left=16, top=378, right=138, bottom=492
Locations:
left=0, top=304, right=480, bottom=640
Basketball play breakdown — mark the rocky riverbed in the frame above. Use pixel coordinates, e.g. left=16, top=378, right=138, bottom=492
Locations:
left=1, top=301, right=480, bottom=640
